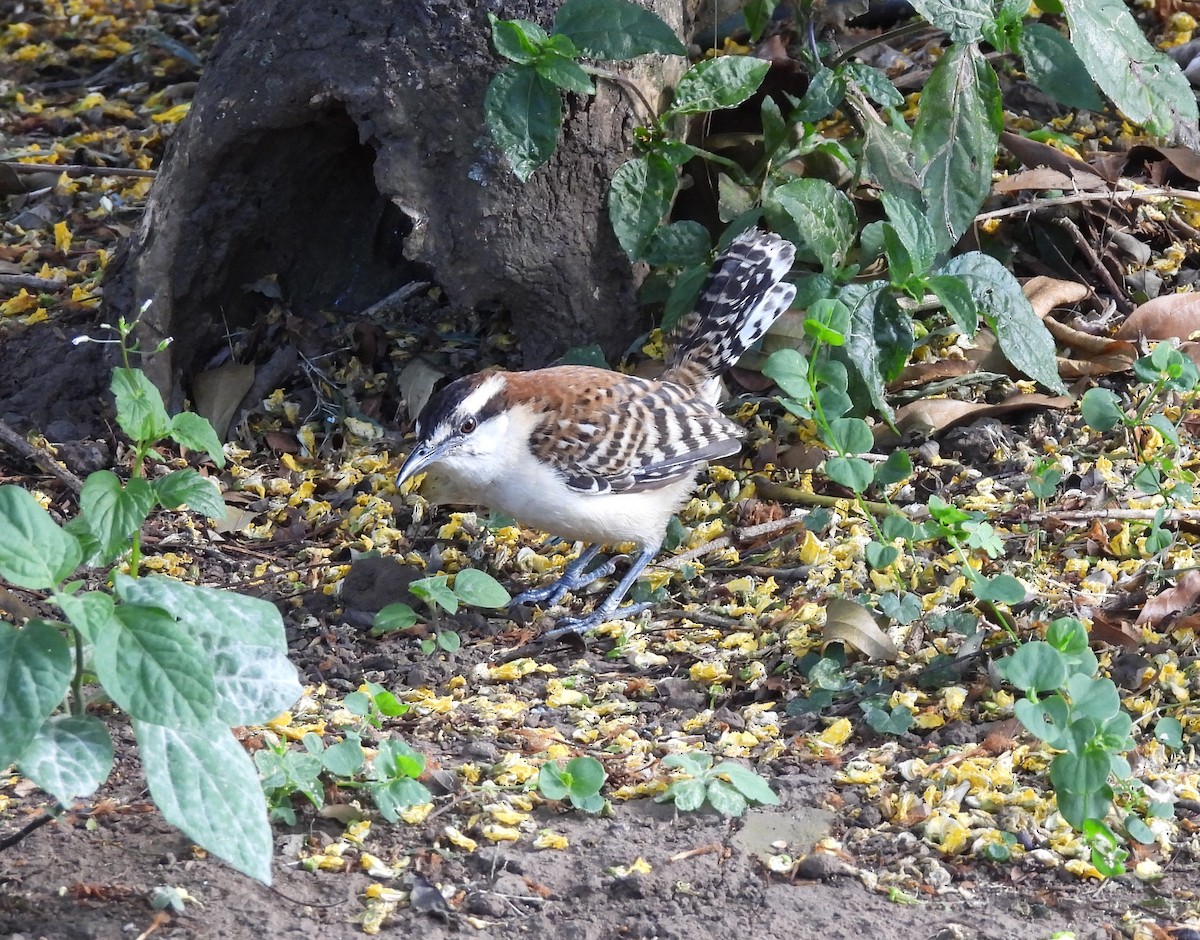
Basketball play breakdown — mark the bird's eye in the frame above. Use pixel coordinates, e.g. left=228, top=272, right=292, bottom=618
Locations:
left=459, top=417, right=477, bottom=434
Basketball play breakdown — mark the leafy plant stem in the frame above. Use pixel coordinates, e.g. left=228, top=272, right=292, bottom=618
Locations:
left=829, top=22, right=938, bottom=69
left=579, top=64, right=657, bottom=121
left=70, top=626, right=84, bottom=717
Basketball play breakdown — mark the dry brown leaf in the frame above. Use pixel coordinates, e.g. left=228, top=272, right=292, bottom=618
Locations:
left=822, top=598, right=898, bottom=661
left=397, top=358, right=445, bottom=422
left=1000, top=131, right=1115, bottom=182
left=888, top=393, right=1073, bottom=439
left=1115, top=293, right=1200, bottom=341
left=993, top=167, right=1105, bottom=193
left=1136, top=569, right=1200, bottom=626
left=192, top=363, right=255, bottom=441
left=888, top=358, right=973, bottom=391
left=1024, top=276, right=1090, bottom=319
left=1086, top=609, right=1141, bottom=649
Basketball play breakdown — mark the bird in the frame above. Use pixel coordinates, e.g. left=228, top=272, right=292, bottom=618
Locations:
left=395, top=228, right=797, bottom=638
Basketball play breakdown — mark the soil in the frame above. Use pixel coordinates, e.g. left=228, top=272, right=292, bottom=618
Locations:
left=1, top=318, right=1195, bottom=937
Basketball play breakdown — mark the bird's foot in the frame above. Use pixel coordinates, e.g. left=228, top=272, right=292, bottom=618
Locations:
left=509, top=556, right=620, bottom=609
left=540, top=601, right=653, bottom=640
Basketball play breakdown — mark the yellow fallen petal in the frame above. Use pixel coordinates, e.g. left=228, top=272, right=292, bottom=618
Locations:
left=360, top=852, right=396, bottom=877
left=817, top=718, right=852, bottom=747
left=481, top=824, right=521, bottom=842
left=533, top=829, right=569, bottom=850
left=54, top=220, right=72, bottom=252
left=399, top=803, right=433, bottom=824
left=445, top=825, right=478, bottom=852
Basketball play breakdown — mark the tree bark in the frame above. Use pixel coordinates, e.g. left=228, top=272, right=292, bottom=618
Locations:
left=103, top=0, right=690, bottom=406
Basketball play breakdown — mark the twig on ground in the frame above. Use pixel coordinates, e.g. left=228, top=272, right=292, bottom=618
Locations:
left=751, top=475, right=893, bottom=515
left=0, top=418, right=86, bottom=493
left=0, top=273, right=68, bottom=292
left=1052, top=217, right=1133, bottom=314
left=976, top=186, right=1200, bottom=222
left=1027, top=506, right=1200, bottom=523
left=1, top=160, right=156, bottom=179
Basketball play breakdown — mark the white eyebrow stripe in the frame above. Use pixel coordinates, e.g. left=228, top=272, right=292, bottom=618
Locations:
left=457, top=373, right=505, bottom=417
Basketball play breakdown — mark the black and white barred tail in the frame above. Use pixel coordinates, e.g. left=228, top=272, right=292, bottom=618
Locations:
left=663, top=229, right=797, bottom=396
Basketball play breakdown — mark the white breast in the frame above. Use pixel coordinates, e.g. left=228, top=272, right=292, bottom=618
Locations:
left=420, top=442, right=699, bottom=548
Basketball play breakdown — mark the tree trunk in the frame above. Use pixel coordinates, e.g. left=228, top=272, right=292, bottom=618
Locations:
left=103, top=0, right=690, bottom=406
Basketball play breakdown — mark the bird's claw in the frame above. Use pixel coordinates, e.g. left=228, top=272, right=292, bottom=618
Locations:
left=540, top=601, right=653, bottom=640
left=508, top=556, right=620, bottom=610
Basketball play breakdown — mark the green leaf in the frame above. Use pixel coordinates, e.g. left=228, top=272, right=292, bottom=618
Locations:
left=668, top=56, right=771, bottom=117
left=111, top=367, right=171, bottom=444
left=714, top=762, right=779, bottom=805
left=322, top=737, right=365, bottom=777
left=705, top=778, right=748, bottom=817
left=913, top=43, right=1002, bottom=250
left=1014, top=695, right=1070, bottom=748
left=92, top=603, right=216, bottom=726
left=54, top=591, right=114, bottom=645
left=135, top=720, right=274, bottom=884
left=999, top=640, right=1068, bottom=695
left=0, top=484, right=81, bottom=588
left=826, top=417, right=873, bottom=455
left=375, top=738, right=426, bottom=780
left=484, top=65, right=562, bottom=182
left=372, top=777, right=433, bottom=821
left=539, top=761, right=569, bottom=800
left=410, top=574, right=459, bottom=614
left=436, top=629, right=461, bottom=652
left=1019, top=23, right=1104, bottom=112
left=608, top=153, right=677, bottom=260
left=1051, top=749, right=1113, bottom=796
left=972, top=573, right=1025, bottom=604
left=882, top=192, right=938, bottom=276
left=861, top=120, right=921, bottom=211
left=744, top=0, right=779, bottom=42
left=825, top=456, right=873, bottom=494
left=661, top=263, right=710, bottom=331
left=839, top=280, right=907, bottom=419
left=663, top=778, right=707, bottom=812
left=875, top=450, right=912, bottom=486
left=1061, top=0, right=1199, bottom=140
left=1066, top=674, right=1121, bottom=723
left=453, top=568, right=511, bottom=608
left=790, top=67, right=846, bottom=121
left=0, top=619, right=73, bottom=768
left=553, top=0, right=685, bottom=59
left=842, top=62, right=903, bottom=108
left=564, top=755, right=606, bottom=795
left=1080, top=388, right=1124, bottom=432
left=765, top=179, right=856, bottom=275
left=152, top=468, right=225, bottom=519
left=78, top=471, right=154, bottom=563
left=642, top=221, right=711, bottom=268
left=372, top=602, right=420, bottom=635
left=18, top=714, right=113, bottom=806
left=865, top=542, right=900, bottom=570
left=488, top=14, right=549, bottom=64
left=939, top=252, right=1066, bottom=393
left=115, top=575, right=300, bottom=726
left=169, top=412, right=226, bottom=468
left=927, top=274, right=978, bottom=334
left=761, top=349, right=812, bottom=401
left=1046, top=617, right=1089, bottom=656
left=907, top=0, right=992, bottom=44
left=535, top=52, right=594, bottom=94
left=1154, top=717, right=1184, bottom=749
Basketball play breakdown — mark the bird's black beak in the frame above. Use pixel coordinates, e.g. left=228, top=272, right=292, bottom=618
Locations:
left=396, top=439, right=446, bottom=490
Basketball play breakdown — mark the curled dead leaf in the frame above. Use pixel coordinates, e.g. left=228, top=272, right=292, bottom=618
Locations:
left=1116, top=293, right=1200, bottom=341
left=823, top=598, right=898, bottom=662
left=1136, top=569, right=1200, bottom=626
